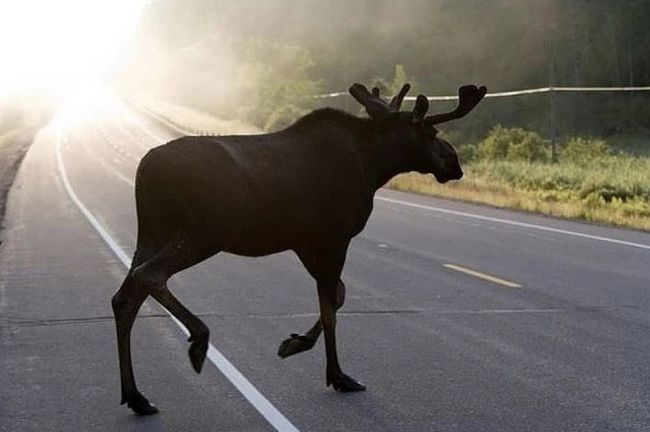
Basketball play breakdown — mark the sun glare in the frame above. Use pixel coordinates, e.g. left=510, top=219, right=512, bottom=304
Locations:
left=0, top=0, right=150, bottom=99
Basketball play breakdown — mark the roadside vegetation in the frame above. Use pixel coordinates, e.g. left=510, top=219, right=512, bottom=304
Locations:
left=0, top=93, right=54, bottom=161
left=390, top=127, right=650, bottom=231
left=0, top=94, right=55, bottom=224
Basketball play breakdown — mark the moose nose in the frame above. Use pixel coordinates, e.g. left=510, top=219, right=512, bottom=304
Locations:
left=452, top=167, right=463, bottom=180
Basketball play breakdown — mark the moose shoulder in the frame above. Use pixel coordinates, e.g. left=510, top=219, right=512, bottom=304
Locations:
left=112, top=82, right=487, bottom=415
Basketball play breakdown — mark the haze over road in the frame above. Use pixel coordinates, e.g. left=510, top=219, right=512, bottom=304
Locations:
left=2, top=91, right=650, bottom=431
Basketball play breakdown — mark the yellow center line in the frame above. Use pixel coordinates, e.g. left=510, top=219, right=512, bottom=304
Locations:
left=443, top=264, right=522, bottom=288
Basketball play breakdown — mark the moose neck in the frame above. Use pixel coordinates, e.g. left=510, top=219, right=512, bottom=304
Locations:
left=287, top=109, right=417, bottom=192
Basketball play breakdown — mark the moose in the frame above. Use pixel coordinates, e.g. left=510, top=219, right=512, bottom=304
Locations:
left=111, top=82, right=487, bottom=415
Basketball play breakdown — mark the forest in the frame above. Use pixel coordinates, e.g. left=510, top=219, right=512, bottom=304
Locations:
left=117, top=0, right=650, bottom=137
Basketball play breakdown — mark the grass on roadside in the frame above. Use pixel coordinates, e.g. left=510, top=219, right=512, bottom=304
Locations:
left=389, top=157, right=650, bottom=232
left=388, top=126, right=650, bottom=232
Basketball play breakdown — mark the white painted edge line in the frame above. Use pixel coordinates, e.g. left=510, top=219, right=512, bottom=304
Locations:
left=54, top=119, right=300, bottom=432
left=376, top=196, right=650, bottom=251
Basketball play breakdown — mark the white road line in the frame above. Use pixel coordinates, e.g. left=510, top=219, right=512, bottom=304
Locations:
left=376, top=196, right=650, bottom=251
left=443, top=264, right=522, bottom=288
left=78, top=136, right=136, bottom=187
left=54, top=118, right=300, bottom=432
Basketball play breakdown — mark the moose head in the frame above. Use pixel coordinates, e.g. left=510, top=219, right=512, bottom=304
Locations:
left=349, top=82, right=487, bottom=183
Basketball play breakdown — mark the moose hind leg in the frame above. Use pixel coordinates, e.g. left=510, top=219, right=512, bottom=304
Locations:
left=111, top=272, right=159, bottom=415
left=134, top=233, right=214, bottom=375
left=277, top=279, right=346, bottom=359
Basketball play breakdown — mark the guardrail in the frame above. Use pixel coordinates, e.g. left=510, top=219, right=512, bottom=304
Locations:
left=126, top=100, right=213, bottom=136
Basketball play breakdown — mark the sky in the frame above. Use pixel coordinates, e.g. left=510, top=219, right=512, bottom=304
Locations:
left=0, top=0, right=150, bottom=99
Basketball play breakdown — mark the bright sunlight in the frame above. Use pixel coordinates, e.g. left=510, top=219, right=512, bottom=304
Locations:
left=0, top=0, right=149, bottom=99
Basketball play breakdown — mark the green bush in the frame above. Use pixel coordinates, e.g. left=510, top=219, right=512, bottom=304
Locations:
left=456, top=143, right=477, bottom=163
left=560, top=137, right=610, bottom=164
left=469, top=154, right=650, bottom=202
left=477, top=125, right=549, bottom=163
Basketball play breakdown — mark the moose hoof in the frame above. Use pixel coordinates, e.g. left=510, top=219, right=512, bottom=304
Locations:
left=188, top=335, right=208, bottom=374
left=277, top=333, right=316, bottom=358
left=125, top=392, right=159, bottom=416
left=327, top=373, right=367, bottom=392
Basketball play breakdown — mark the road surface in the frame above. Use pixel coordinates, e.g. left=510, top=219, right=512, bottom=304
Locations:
left=2, top=91, right=650, bottom=431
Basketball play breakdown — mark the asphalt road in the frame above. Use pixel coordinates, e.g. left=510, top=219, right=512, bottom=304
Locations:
left=2, top=92, right=650, bottom=431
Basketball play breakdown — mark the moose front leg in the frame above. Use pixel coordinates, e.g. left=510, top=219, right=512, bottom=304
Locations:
left=277, top=279, right=345, bottom=358
left=317, top=277, right=365, bottom=392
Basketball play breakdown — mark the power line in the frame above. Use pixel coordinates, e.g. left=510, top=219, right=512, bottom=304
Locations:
left=315, top=86, right=650, bottom=101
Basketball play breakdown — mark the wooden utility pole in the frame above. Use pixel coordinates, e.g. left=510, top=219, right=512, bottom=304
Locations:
left=548, top=39, right=558, bottom=163
left=549, top=86, right=557, bottom=162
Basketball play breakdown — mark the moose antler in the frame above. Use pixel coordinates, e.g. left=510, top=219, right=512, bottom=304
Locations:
left=349, top=83, right=411, bottom=119
left=424, top=85, right=487, bottom=126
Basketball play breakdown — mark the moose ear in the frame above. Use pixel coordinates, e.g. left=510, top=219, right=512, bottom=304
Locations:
left=412, top=95, right=429, bottom=121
